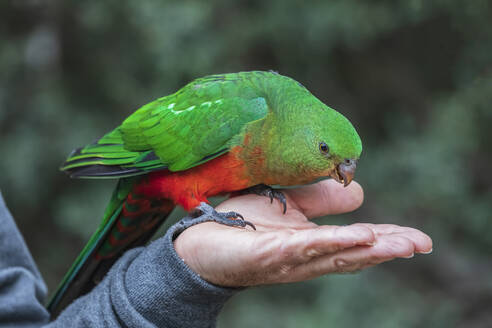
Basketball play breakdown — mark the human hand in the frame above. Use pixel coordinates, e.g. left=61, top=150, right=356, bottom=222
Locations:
left=174, top=180, right=432, bottom=287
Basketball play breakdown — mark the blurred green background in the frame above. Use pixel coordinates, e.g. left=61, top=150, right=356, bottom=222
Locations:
left=1, top=0, right=491, bottom=327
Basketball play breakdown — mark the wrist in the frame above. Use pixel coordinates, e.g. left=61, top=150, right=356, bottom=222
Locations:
left=124, top=219, right=241, bottom=326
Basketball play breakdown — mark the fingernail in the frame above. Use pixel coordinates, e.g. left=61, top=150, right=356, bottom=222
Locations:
left=419, top=248, right=433, bottom=254
left=364, top=241, right=376, bottom=246
left=403, top=253, right=414, bottom=259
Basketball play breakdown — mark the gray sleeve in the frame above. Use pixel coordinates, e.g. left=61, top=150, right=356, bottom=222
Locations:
left=0, top=191, right=239, bottom=328
left=0, top=191, right=50, bottom=327
left=50, top=221, right=239, bottom=328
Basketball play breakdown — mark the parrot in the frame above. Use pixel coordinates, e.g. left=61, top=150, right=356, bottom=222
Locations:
left=47, top=71, right=362, bottom=316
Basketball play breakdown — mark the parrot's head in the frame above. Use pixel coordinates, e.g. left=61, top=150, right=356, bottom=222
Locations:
left=306, top=104, right=362, bottom=187
left=271, top=101, right=363, bottom=187
left=245, top=73, right=363, bottom=187
left=313, top=107, right=363, bottom=187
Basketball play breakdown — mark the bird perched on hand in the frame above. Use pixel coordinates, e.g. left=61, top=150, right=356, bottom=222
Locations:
left=48, top=71, right=362, bottom=316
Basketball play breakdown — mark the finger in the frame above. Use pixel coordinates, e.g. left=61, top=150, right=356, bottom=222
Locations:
left=248, top=224, right=375, bottom=271
left=276, top=224, right=376, bottom=263
left=352, top=223, right=433, bottom=254
left=285, top=179, right=364, bottom=219
left=287, top=233, right=418, bottom=282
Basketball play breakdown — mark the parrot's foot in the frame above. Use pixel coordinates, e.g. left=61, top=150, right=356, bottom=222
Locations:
left=240, top=184, right=287, bottom=214
left=182, top=203, right=256, bottom=231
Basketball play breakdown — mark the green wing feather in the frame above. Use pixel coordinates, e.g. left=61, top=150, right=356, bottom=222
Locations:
left=62, top=72, right=269, bottom=178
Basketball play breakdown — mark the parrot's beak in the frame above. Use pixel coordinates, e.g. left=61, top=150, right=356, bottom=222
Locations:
left=330, top=159, right=357, bottom=187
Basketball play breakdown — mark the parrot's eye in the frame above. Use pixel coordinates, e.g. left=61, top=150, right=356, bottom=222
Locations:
left=319, top=142, right=329, bottom=154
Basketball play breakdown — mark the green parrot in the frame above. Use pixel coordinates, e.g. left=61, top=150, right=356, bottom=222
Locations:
left=48, top=71, right=362, bottom=316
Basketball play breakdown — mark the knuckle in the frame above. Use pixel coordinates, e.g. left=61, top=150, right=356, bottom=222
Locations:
left=332, top=257, right=353, bottom=273
left=278, top=230, right=300, bottom=257
left=278, top=264, right=293, bottom=276
left=279, top=243, right=295, bottom=262
left=305, top=247, right=323, bottom=257
left=391, top=236, right=414, bottom=255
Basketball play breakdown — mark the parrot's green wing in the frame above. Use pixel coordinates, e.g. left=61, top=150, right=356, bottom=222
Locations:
left=61, top=129, right=163, bottom=178
left=62, top=73, right=269, bottom=177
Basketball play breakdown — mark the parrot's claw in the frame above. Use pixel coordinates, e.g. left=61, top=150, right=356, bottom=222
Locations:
left=240, top=184, right=287, bottom=214
left=183, top=203, right=256, bottom=230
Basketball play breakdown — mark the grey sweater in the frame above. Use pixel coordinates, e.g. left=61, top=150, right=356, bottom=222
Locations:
left=0, top=192, right=239, bottom=327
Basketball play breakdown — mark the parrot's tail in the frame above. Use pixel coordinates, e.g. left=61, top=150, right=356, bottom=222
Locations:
left=47, top=178, right=175, bottom=318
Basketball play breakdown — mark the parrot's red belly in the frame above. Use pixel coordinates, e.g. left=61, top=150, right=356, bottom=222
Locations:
left=133, top=147, right=251, bottom=211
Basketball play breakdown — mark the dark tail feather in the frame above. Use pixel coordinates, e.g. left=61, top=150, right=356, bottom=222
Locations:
left=65, top=164, right=145, bottom=179
left=47, top=186, right=175, bottom=318
left=60, top=128, right=166, bottom=179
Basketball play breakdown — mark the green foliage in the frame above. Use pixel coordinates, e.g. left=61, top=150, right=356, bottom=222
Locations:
left=0, top=0, right=491, bottom=326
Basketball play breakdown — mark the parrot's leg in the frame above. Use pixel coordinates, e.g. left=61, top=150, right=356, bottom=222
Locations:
left=238, top=184, right=287, bottom=214
left=182, top=203, right=256, bottom=231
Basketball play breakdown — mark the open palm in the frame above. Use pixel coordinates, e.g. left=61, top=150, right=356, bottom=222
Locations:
left=174, top=180, right=432, bottom=287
